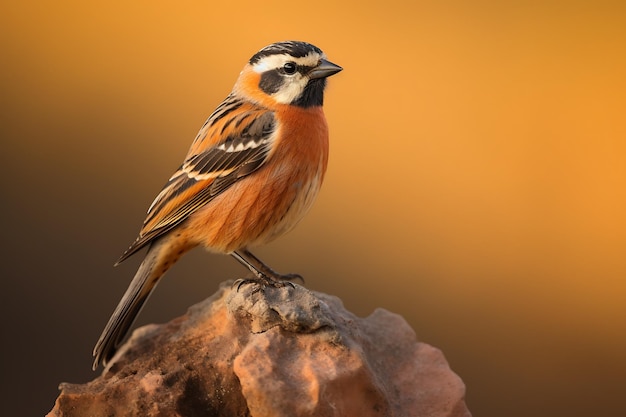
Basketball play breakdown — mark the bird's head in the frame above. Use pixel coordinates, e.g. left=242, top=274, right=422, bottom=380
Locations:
left=234, top=41, right=342, bottom=108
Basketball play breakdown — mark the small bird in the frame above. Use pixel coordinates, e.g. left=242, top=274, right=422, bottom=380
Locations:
left=92, top=41, right=342, bottom=369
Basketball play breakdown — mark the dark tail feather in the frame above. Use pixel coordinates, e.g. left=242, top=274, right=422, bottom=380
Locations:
left=92, top=242, right=166, bottom=370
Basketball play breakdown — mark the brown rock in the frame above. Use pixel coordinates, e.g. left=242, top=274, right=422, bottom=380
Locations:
left=48, top=282, right=471, bottom=417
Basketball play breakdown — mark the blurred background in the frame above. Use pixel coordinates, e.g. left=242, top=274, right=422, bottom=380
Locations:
left=1, top=1, right=625, bottom=416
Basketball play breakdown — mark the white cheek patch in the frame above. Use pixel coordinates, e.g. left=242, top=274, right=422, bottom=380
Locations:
left=271, top=75, right=309, bottom=104
left=251, top=51, right=324, bottom=104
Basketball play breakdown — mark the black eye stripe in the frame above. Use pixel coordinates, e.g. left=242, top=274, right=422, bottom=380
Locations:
left=257, top=64, right=324, bottom=105
left=258, top=70, right=283, bottom=95
left=278, top=64, right=315, bottom=75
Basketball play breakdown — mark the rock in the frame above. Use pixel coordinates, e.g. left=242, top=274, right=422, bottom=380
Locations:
left=48, top=281, right=471, bottom=417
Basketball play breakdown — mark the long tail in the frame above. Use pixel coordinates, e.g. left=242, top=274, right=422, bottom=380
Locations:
left=92, top=239, right=172, bottom=370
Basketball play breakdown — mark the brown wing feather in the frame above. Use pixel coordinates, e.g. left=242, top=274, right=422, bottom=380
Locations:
left=116, top=100, right=277, bottom=264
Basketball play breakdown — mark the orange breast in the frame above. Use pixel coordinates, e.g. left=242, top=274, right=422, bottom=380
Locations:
left=185, top=105, right=330, bottom=253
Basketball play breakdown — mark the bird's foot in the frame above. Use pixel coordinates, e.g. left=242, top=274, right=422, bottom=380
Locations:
left=233, top=274, right=299, bottom=292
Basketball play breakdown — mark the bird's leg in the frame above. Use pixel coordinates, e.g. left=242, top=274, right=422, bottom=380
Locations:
left=237, top=248, right=304, bottom=282
left=231, top=249, right=303, bottom=289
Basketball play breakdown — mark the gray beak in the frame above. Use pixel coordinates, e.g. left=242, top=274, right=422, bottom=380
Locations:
left=309, top=59, right=343, bottom=79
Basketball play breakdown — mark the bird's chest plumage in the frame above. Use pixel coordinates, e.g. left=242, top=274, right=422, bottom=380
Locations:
left=188, top=106, right=330, bottom=252
left=251, top=107, right=329, bottom=244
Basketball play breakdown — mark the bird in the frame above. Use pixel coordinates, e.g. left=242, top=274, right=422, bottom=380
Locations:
left=92, top=41, right=342, bottom=369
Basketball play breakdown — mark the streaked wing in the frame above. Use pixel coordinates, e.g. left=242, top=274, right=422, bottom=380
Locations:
left=117, top=99, right=277, bottom=263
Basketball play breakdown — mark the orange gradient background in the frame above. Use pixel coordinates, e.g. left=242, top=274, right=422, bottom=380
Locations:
left=1, top=1, right=625, bottom=416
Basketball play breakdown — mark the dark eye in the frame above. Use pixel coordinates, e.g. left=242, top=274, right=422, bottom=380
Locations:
left=283, top=62, right=297, bottom=74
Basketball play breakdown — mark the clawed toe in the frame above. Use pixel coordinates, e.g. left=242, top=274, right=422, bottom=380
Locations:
left=233, top=276, right=296, bottom=292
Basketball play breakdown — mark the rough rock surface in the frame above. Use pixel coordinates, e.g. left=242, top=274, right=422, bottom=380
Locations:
left=48, top=281, right=471, bottom=417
